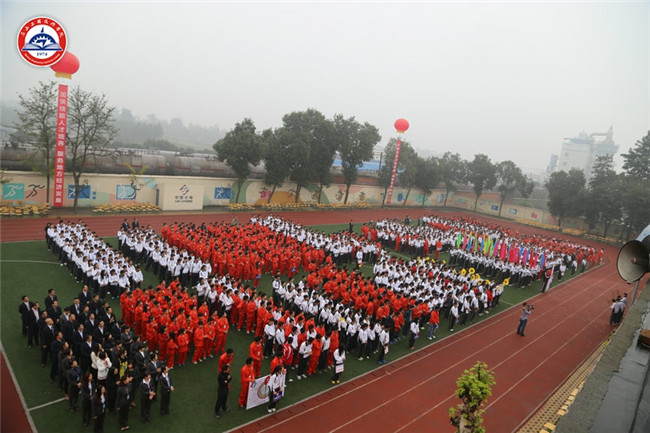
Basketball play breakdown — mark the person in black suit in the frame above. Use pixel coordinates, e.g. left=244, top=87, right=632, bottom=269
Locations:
left=44, top=288, right=58, bottom=310
left=134, top=344, right=147, bottom=378
left=62, top=313, right=76, bottom=343
left=78, top=286, right=92, bottom=307
left=50, top=331, right=64, bottom=383
left=81, top=372, right=95, bottom=426
left=116, top=375, right=132, bottom=431
left=72, top=322, right=85, bottom=359
left=93, top=385, right=107, bottom=433
left=140, top=372, right=155, bottom=422
left=93, top=320, right=107, bottom=346
left=24, top=302, right=41, bottom=348
left=80, top=334, right=94, bottom=373
left=106, top=366, right=120, bottom=415
left=40, top=317, right=55, bottom=367
left=69, top=298, right=83, bottom=318
left=85, top=313, right=98, bottom=335
left=47, top=300, right=63, bottom=329
left=19, top=295, right=33, bottom=336
left=146, top=353, right=162, bottom=399
left=159, top=366, right=174, bottom=415
left=214, top=363, right=232, bottom=418
left=77, top=305, right=90, bottom=326
left=67, top=359, right=81, bottom=412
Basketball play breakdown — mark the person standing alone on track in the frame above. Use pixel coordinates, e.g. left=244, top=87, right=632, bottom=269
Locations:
left=516, top=302, right=533, bottom=336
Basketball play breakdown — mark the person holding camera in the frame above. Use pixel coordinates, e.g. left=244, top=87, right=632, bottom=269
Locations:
left=516, top=303, right=534, bottom=336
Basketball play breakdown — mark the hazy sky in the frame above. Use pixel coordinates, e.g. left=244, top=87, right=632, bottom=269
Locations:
left=2, top=1, right=649, bottom=174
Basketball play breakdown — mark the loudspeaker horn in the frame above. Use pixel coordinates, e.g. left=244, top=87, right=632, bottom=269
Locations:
left=617, top=224, right=650, bottom=283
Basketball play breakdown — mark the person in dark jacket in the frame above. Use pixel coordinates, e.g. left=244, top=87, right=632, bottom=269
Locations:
left=67, top=359, right=81, bottom=412
left=80, top=372, right=95, bottom=426
left=159, top=366, right=174, bottom=415
left=24, top=302, right=40, bottom=348
left=139, top=372, right=155, bottom=422
left=215, top=363, right=232, bottom=418
left=116, top=375, right=132, bottom=431
left=49, top=331, right=64, bottom=383
left=92, top=385, right=107, bottom=433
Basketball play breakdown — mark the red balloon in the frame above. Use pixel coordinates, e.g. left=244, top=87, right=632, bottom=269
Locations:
left=50, top=52, right=80, bottom=79
left=394, top=118, right=409, bottom=134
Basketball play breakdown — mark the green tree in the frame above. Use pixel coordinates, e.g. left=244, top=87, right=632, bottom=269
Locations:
left=467, top=154, right=497, bottom=211
left=545, top=168, right=586, bottom=228
left=333, top=114, right=381, bottom=204
left=11, top=80, right=58, bottom=203
left=622, top=132, right=650, bottom=180
left=377, top=138, right=415, bottom=207
left=449, top=361, right=496, bottom=433
left=261, top=128, right=288, bottom=204
left=397, top=144, right=419, bottom=206
left=414, top=156, right=441, bottom=207
left=620, top=132, right=650, bottom=236
left=495, top=160, right=526, bottom=217
left=214, top=118, right=264, bottom=203
left=439, top=152, right=466, bottom=207
left=280, top=109, right=335, bottom=203
left=67, top=86, right=118, bottom=211
left=584, top=155, right=622, bottom=237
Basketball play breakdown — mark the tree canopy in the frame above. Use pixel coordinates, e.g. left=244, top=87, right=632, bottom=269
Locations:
left=276, top=109, right=336, bottom=203
left=545, top=168, right=586, bottom=228
left=214, top=118, right=264, bottom=203
left=620, top=131, right=650, bottom=235
left=584, top=155, right=621, bottom=237
left=495, top=160, right=529, bottom=217
left=414, top=156, right=441, bottom=206
left=333, top=114, right=381, bottom=204
left=439, top=152, right=466, bottom=207
left=66, top=86, right=118, bottom=211
left=467, top=154, right=497, bottom=211
left=11, top=80, right=58, bottom=203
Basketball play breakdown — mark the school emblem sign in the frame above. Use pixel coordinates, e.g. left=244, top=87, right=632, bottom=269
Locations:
left=17, top=17, right=67, bottom=67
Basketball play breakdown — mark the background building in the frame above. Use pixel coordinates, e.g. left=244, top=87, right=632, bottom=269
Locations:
left=556, top=127, right=618, bottom=178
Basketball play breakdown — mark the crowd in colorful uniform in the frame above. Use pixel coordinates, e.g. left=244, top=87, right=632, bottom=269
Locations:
left=22, top=213, right=601, bottom=428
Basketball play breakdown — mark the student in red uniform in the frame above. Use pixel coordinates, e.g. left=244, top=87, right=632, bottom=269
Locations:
left=176, top=329, right=189, bottom=367
left=218, top=348, right=234, bottom=373
left=192, top=321, right=205, bottom=364
left=270, top=351, right=283, bottom=375
left=249, top=336, right=263, bottom=378
left=215, top=311, right=229, bottom=354
left=239, top=358, right=255, bottom=408
left=245, top=298, right=257, bottom=334
left=166, top=332, right=178, bottom=369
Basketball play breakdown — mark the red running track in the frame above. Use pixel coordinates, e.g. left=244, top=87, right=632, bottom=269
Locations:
left=0, top=208, right=628, bottom=433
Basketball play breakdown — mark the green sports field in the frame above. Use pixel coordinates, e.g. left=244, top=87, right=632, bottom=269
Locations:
left=1, top=223, right=562, bottom=433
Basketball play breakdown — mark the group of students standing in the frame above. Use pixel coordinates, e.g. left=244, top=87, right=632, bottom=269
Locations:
left=27, top=211, right=601, bottom=429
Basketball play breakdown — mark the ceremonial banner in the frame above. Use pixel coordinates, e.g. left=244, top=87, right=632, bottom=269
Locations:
left=246, top=374, right=271, bottom=409
left=53, top=84, right=68, bottom=207
left=386, top=138, right=401, bottom=204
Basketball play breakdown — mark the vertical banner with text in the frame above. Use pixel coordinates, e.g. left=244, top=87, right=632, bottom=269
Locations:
left=386, top=138, right=401, bottom=204
left=53, top=84, right=68, bottom=207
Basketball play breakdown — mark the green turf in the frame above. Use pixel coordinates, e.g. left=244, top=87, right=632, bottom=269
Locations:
left=0, top=229, right=590, bottom=433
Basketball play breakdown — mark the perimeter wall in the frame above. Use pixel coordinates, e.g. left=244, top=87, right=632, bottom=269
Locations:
left=1, top=171, right=588, bottom=230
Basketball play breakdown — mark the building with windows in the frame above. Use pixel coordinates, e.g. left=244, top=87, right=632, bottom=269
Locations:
left=556, top=127, right=617, bottom=178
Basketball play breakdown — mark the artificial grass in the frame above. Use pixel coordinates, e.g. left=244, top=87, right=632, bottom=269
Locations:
left=0, top=227, right=586, bottom=433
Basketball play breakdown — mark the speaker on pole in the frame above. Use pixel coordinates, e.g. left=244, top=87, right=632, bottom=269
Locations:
left=616, top=224, right=650, bottom=283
